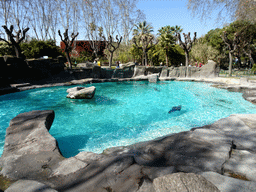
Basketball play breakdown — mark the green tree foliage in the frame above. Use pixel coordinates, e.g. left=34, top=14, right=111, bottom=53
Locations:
left=71, top=51, right=94, bottom=64
left=170, top=45, right=186, bottom=66
left=170, top=25, right=183, bottom=44
left=252, top=63, right=256, bottom=72
left=190, top=39, right=219, bottom=64
left=0, top=41, right=14, bottom=56
left=157, top=25, right=176, bottom=66
left=104, top=43, right=134, bottom=64
left=132, top=21, right=157, bottom=65
left=20, top=39, right=63, bottom=59
left=204, top=28, right=225, bottom=53
left=129, top=44, right=143, bottom=63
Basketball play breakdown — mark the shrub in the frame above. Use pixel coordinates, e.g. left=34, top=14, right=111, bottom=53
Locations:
left=20, top=39, right=63, bottom=59
left=71, top=50, right=94, bottom=64
left=252, top=63, right=256, bottom=72
left=0, top=41, right=14, bottom=56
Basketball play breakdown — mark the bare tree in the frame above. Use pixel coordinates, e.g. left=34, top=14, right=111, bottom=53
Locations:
left=88, top=23, right=104, bottom=58
left=0, top=25, right=29, bottom=58
left=80, top=0, right=103, bottom=58
left=221, top=31, right=240, bottom=77
left=116, top=0, right=145, bottom=45
left=176, top=32, right=197, bottom=76
left=187, top=0, right=256, bottom=24
left=133, top=35, right=157, bottom=66
left=103, top=35, right=122, bottom=67
left=8, top=0, right=30, bottom=32
left=28, top=0, right=58, bottom=40
left=58, top=29, right=79, bottom=69
left=0, top=0, right=12, bottom=27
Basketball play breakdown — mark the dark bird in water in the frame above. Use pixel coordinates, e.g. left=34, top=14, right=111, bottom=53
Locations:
left=153, top=88, right=160, bottom=91
left=168, top=105, right=182, bottom=113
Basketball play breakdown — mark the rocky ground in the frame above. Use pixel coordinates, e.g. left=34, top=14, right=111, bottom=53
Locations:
left=1, top=75, right=256, bottom=192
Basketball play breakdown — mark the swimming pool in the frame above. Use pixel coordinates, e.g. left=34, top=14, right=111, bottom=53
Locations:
left=1, top=81, right=256, bottom=158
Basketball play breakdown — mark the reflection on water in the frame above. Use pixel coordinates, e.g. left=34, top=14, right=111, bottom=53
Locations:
left=68, top=95, right=118, bottom=105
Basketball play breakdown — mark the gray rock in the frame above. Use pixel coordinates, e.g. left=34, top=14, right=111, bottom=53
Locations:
left=160, top=67, right=168, bottom=78
left=75, top=151, right=106, bottom=163
left=129, top=129, right=232, bottom=173
left=223, top=149, right=256, bottom=181
left=66, top=86, right=85, bottom=93
left=153, top=172, right=220, bottom=192
left=142, top=166, right=176, bottom=180
left=5, top=180, right=58, bottom=192
left=179, top=66, right=187, bottom=77
left=66, top=86, right=96, bottom=99
left=240, top=77, right=249, bottom=84
left=76, top=63, right=87, bottom=68
left=133, top=66, right=146, bottom=77
left=169, top=67, right=180, bottom=77
left=0, top=110, right=63, bottom=181
left=201, top=171, right=256, bottom=192
left=137, top=178, right=156, bottom=192
left=120, top=62, right=135, bottom=69
left=208, top=114, right=256, bottom=152
left=192, top=60, right=218, bottom=78
left=148, top=74, right=158, bottom=83
left=50, top=157, right=88, bottom=177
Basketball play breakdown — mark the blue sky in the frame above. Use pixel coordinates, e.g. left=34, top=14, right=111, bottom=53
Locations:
left=136, top=0, right=232, bottom=38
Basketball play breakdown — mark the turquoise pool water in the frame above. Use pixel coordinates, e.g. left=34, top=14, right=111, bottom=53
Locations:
left=1, top=81, right=256, bottom=158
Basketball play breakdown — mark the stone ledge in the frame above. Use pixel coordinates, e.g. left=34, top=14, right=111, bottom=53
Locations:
left=1, top=111, right=256, bottom=191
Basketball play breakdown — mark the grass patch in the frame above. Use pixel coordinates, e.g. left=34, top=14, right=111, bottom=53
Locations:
left=0, top=174, right=16, bottom=191
left=228, top=172, right=249, bottom=181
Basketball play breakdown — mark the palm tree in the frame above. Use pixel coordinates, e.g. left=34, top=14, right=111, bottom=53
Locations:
left=133, top=21, right=153, bottom=37
left=158, top=25, right=175, bottom=66
left=132, top=21, right=156, bottom=66
left=171, top=25, right=183, bottom=44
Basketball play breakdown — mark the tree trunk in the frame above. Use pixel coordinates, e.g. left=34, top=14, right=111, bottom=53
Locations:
left=228, top=52, right=233, bottom=77
left=237, top=55, right=241, bottom=69
left=142, top=50, right=147, bottom=66
left=14, top=45, right=21, bottom=58
left=249, top=55, right=255, bottom=66
left=145, top=52, right=148, bottom=66
left=166, top=54, right=168, bottom=67
left=109, top=52, right=113, bottom=67
left=185, top=51, right=189, bottom=77
left=65, top=50, right=72, bottom=69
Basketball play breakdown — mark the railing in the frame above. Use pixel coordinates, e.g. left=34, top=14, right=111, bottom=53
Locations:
left=219, top=69, right=256, bottom=77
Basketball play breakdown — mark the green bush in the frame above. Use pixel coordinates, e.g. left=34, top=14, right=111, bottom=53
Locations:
left=252, top=63, right=256, bottom=72
left=20, top=39, right=63, bottom=59
left=0, top=41, right=15, bottom=56
left=71, top=50, right=94, bottom=64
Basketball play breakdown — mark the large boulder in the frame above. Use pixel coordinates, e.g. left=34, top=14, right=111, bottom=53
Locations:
left=160, top=67, right=168, bottom=78
left=148, top=74, right=159, bottom=83
left=0, top=110, right=63, bottom=181
left=66, top=86, right=96, bottom=99
left=169, top=67, right=180, bottom=77
left=192, top=60, right=219, bottom=78
left=133, top=66, right=146, bottom=77
left=153, top=172, right=220, bottom=192
left=5, top=180, right=58, bottom=192
left=201, top=172, right=256, bottom=192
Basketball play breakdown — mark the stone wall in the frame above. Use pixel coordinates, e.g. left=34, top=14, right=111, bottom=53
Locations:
left=0, top=56, right=66, bottom=83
